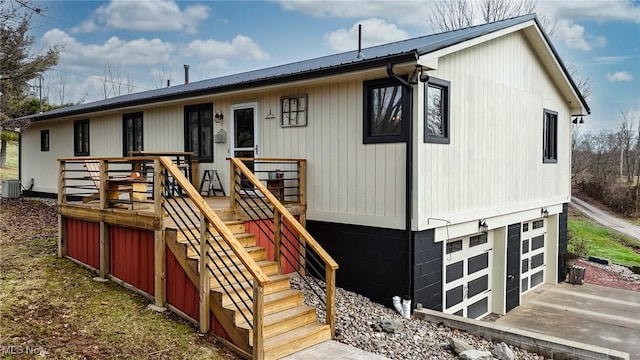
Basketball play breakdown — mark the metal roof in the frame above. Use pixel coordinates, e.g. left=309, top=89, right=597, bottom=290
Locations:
left=24, top=14, right=587, bottom=121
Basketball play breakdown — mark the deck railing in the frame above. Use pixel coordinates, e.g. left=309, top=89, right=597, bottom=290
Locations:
left=230, top=158, right=338, bottom=337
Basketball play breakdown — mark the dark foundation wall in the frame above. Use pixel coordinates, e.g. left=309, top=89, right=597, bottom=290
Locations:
left=558, top=203, right=569, bottom=282
left=413, top=229, right=442, bottom=311
left=306, top=220, right=409, bottom=307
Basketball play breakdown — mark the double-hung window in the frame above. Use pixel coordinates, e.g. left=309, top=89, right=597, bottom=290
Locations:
left=184, top=104, right=214, bottom=162
left=424, top=77, right=450, bottom=144
left=123, top=112, right=143, bottom=156
left=543, top=109, right=558, bottom=163
left=363, top=78, right=409, bottom=144
left=74, top=119, right=90, bottom=156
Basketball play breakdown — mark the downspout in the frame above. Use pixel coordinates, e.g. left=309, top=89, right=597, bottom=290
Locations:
left=386, top=63, right=414, bottom=311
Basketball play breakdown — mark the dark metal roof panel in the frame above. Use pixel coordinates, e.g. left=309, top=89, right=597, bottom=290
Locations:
left=25, top=14, right=558, bottom=122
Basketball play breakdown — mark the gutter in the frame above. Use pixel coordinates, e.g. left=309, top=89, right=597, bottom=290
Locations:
left=386, top=62, right=415, bottom=302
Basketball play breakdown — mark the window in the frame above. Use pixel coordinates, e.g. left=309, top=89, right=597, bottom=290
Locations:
left=446, top=239, right=463, bottom=254
left=281, top=94, right=307, bottom=127
left=40, top=130, right=49, bottom=151
left=184, top=104, right=214, bottom=162
left=469, top=233, right=487, bottom=247
left=424, top=77, right=450, bottom=144
left=74, top=120, right=90, bottom=156
left=543, top=109, right=558, bottom=163
left=123, top=112, right=143, bottom=156
left=363, top=78, right=408, bottom=144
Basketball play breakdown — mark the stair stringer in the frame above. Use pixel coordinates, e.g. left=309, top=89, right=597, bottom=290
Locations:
left=164, top=228, right=251, bottom=354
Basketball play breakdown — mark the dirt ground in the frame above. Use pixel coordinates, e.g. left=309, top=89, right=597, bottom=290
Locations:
left=0, top=198, right=239, bottom=359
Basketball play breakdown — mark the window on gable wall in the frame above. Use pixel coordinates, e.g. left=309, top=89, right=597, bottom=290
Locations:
left=363, top=78, right=408, bottom=144
left=543, top=109, right=558, bottom=163
left=123, top=112, right=143, bottom=156
left=74, top=119, right=90, bottom=156
left=40, top=130, right=49, bottom=151
left=424, top=77, right=450, bottom=144
left=184, top=103, right=214, bottom=162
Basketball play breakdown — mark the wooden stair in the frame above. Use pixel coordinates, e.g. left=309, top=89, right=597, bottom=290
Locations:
left=166, top=218, right=331, bottom=359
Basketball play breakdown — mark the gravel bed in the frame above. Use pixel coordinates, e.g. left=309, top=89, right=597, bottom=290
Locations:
left=586, top=260, right=640, bottom=282
left=291, top=276, right=545, bottom=360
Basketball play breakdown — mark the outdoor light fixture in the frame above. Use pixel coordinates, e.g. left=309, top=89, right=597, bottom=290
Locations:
left=478, top=219, right=488, bottom=233
left=409, top=65, right=430, bottom=85
left=541, top=207, right=549, bottom=218
left=265, top=109, right=275, bottom=120
left=214, top=110, right=224, bottom=123
left=572, top=115, right=584, bottom=124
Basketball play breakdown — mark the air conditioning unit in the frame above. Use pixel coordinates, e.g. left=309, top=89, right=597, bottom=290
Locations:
left=1, top=179, right=21, bottom=198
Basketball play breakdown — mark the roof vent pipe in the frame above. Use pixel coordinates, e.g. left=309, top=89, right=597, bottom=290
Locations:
left=167, top=79, right=170, bottom=87
left=183, top=64, right=190, bottom=84
left=356, top=24, right=364, bottom=60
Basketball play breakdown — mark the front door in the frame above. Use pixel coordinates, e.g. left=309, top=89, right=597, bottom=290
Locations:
left=230, top=102, right=258, bottom=158
left=230, top=103, right=258, bottom=189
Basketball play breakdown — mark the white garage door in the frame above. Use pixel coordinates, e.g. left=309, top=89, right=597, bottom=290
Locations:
left=443, top=232, right=493, bottom=319
left=521, top=219, right=546, bottom=294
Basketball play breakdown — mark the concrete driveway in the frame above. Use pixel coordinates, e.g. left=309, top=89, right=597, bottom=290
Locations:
left=496, top=283, right=640, bottom=359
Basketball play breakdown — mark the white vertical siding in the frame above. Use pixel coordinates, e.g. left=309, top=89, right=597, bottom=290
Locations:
left=416, top=31, right=571, bottom=230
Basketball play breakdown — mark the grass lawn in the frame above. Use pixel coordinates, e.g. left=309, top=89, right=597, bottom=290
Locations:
left=0, top=141, right=19, bottom=180
left=568, top=208, right=640, bottom=268
left=0, top=199, right=236, bottom=359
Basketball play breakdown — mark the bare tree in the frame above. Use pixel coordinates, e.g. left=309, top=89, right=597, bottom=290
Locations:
left=618, top=112, right=634, bottom=182
left=426, top=0, right=474, bottom=33
left=150, top=65, right=172, bottom=89
left=98, top=64, right=135, bottom=99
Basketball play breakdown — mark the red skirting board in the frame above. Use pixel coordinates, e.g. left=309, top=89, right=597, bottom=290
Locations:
left=165, top=245, right=231, bottom=340
left=165, top=247, right=199, bottom=320
left=109, top=227, right=154, bottom=296
left=244, top=218, right=300, bottom=274
left=65, top=218, right=100, bottom=269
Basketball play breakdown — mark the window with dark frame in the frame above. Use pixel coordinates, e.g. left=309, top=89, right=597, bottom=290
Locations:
left=40, top=130, right=49, bottom=151
left=543, top=109, right=558, bottom=163
left=73, top=119, right=90, bottom=156
left=281, top=94, right=307, bottom=127
left=123, top=112, right=143, bottom=156
left=424, top=77, right=450, bottom=144
left=184, top=103, right=214, bottom=162
left=363, top=78, right=408, bottom=144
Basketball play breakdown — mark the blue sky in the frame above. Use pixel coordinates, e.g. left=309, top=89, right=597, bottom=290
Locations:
left=29, top=0, right=640, bottom=132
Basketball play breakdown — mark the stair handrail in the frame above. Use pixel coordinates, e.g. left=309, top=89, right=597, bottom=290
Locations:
left=231, top=158, right=338, bottom=271
left=160, top=157, right=269, bottom=286
left=231, top=158, right=338, bottom=337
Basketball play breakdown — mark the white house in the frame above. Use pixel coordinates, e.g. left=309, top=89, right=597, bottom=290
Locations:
left=19, top=14, right=588, bottom=319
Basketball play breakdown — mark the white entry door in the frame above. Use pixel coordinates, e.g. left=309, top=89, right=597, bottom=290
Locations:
left=230, top=102, right=258, bottom=159
left=443, top=232, right=493, bottom=319
left=520, top=219, right=546, bottom=294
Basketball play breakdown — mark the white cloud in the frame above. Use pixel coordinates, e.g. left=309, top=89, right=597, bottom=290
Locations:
left=184, top=36, right=270, bottom=62
left=547, top=0, right=640, bottom=24
left=278, top=0, right=426, bottom=27
left=607, top=71, right=634, bottom=82
left=593, top=56, right=631, bottom=64
left=325, top=18, right=409, bottom=52
left=73, top=0, right=210, bottom=34
left=554, top=19, right=606, bottom=51
left=41, top=29, right=175, bottom=66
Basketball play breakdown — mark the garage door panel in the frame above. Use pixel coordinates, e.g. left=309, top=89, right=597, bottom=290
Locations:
left=467, top=297, right=488, bottom=319
left=444, top=233, right=493, bottom=319
left=468, top=252, right=489, bottom=275
left=446, top=261, right=464, bottom=283
left=532, top=235, right=544, bottom=250
left=520, top=218, right=546, bottom=295
left=446, top=285, right=464, bottom=309
left=468, top=274, right=488, bottom=298
left=531, top=253, right=544, bottom=268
